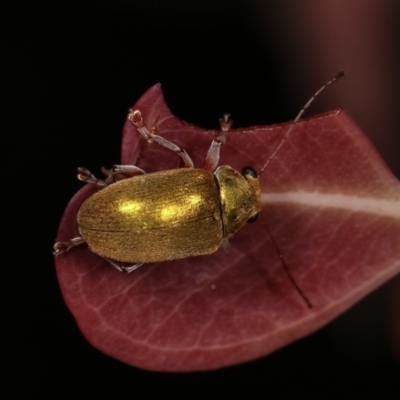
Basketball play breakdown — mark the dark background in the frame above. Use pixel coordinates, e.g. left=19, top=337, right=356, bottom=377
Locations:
left=7, top=0, right=399, bottom=397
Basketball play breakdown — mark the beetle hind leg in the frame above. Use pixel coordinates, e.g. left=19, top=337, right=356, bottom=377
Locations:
left=53, top=237, right=86, bottom=255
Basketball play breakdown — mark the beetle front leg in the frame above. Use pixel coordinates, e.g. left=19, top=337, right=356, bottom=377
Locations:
left=204, top=113, right=232, bottom=171
left=77, top=165, right=146, bottom=187
left=128, top=109, right=194, bottom=168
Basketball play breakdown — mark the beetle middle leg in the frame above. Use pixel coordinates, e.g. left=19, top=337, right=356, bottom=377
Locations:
left=203, top=113, right=232, bottom=171
left=77, top=165, right=146, bottom=187
left=128, top=109, right=195, bottom=168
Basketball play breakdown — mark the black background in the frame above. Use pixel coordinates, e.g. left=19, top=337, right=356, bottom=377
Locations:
left=6, top=1, right=399, bottom=397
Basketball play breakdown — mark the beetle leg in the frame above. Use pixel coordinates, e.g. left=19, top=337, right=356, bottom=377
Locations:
left=128, top=109, right=194, bottom=168
left=54, top=239, right=143, bottom=273
left=77, top=167, right=108, bottom=187
left=204, top=113, right=232, bottom=171
left=100, top=257, right=144, bottom=273
left=53, top=237, right=143, bottom=272
left=105, top=165, right=146, bottom=184
left=53, top=237, right=86, bottom=255
left=77, top=165, right=146, bottom=187
left=111, top=165, right=146, bottom=176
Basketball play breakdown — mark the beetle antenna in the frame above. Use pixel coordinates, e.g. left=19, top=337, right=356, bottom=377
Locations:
left=259, top=70, right=345, bottom=177
left=264, top=222, right=312, bottom=308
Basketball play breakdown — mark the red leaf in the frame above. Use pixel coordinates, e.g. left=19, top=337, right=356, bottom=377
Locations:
left=55, top=84, right=400, bottom=371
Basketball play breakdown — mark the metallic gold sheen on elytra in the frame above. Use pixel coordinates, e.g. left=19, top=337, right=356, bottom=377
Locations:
left=78, top=169, right=224, bottom=263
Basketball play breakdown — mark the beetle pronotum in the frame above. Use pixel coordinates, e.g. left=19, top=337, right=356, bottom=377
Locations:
left=54, top=71, right=345, bottom=307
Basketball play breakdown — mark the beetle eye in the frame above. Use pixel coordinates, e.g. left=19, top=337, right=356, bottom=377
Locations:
left=247, top=213, right=258, bottom=223
left=241, top=166, right=257, bottom=178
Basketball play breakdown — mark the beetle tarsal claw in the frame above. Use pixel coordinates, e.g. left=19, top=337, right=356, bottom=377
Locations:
left=128, top=109, right=143, bottom=126
left=77, top=167, right=107, bottom=187
left=53, top=242, right=67, bottom=255
left=77, top=167, right=92, bottom=181
left=219, top=113, right=233, bottom=132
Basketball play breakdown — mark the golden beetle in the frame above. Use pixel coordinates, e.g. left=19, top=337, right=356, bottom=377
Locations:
left=54, top=72, right=344, bottom=275
left=54, top=111, right=260, bottom=272
left=78, top=164, right=260, bottom=268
